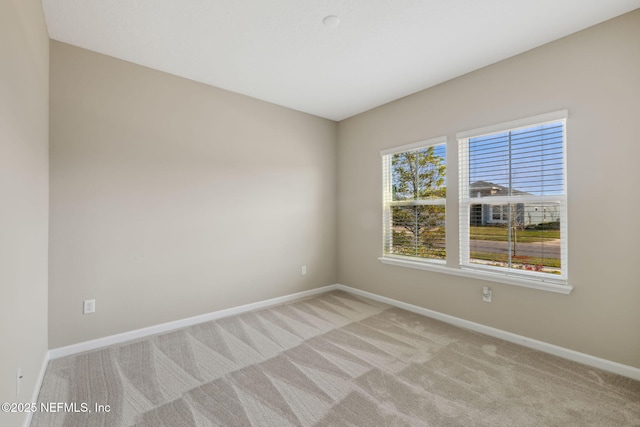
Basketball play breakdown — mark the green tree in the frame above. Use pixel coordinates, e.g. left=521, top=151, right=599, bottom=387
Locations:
left=391, top=147, right=446, bottom=258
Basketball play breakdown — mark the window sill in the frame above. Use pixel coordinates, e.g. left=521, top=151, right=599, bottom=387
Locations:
left=379, top=256, right=573, bottom=294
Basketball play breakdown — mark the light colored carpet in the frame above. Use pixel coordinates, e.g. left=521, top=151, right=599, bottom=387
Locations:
left=32, top=290, right=640, bottom=426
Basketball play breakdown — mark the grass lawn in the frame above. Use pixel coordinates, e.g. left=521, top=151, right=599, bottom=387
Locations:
left=470, top=226, right=559, bottom=243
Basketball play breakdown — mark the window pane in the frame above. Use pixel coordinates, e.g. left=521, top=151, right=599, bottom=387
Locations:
left=492, top=205, right=502, bottom=220
left=389, top=205, right=445, bottom=259
left=469, top=202, right=562, bottom=275
left=384, top=141, right=446, bottom=262
left=468, top=122, right=564, bottom=198
left=392, top=145, right=446, bottom=201
left=460, top=117, right=566, bottom=280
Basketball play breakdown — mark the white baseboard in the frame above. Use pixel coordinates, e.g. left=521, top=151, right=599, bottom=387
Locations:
left=47, top=282, right=639, bottom=382
left=48, top=285, right=338, bottom=360
left=335, top=284, right=640, bottom=381
left=23, top=350, right=50, bottom=427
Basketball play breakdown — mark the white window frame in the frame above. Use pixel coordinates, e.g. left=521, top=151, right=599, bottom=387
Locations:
left=458, top=110, right=569, bottom=288
left=380, top=136, right=447, bottom=266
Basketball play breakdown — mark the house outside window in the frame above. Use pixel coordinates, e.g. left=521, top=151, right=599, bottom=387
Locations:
left=381, top=136, right=447, bottom=263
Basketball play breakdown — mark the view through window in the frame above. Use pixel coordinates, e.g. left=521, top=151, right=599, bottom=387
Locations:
left=459, top=116, right=567, bottom=281
left=382, top=138, right=447, bottom=261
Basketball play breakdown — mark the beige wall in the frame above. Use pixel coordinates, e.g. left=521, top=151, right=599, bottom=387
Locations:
left=49, top=42, right=338, bottom=348
left=0, top=0, right=49, bottom=426
left=337, top=10, right=640, bottom=368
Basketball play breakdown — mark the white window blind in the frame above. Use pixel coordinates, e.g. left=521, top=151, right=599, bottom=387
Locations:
left=458, top=111, right=568, bottom=284
left=382, top=137, right=447, bottom=263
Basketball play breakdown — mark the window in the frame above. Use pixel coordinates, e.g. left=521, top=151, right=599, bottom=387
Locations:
left=492, top=205, right=507, bottom=222
left=379, top=111, right=570, bottom=293
left=458, top=110, right=568, bottom=284
left=381, top=137, right=447, bottom=263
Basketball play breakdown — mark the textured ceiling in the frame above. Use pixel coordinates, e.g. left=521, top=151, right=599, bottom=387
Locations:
left=41, top=0, right=639, bottom=121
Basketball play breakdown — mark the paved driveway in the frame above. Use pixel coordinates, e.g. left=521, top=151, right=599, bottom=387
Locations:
left=470, top=239, right=560, bottom=259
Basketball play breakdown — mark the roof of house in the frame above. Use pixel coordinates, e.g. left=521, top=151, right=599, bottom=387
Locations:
left=469, top=181, right=532, bottom=197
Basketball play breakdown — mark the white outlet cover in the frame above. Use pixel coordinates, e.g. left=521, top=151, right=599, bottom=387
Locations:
left=83, top=299, right=96, bottom=314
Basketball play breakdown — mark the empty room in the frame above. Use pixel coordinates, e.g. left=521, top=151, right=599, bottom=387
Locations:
left=2, top=0, right=639, bottom=426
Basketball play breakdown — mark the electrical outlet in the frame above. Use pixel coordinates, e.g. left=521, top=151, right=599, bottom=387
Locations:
left=301, top=266, right=307, bottom=276
left=83, top=299, right=96, bottom=314
left=16, top=368, right=22, bottom=397
left=482, top=287, right=492, bottom=303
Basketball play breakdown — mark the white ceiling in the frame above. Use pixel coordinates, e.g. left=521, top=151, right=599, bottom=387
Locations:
left=41, top=0, right=639, bottom=121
